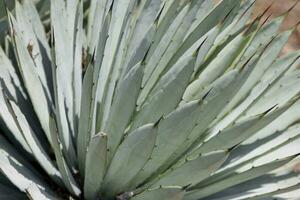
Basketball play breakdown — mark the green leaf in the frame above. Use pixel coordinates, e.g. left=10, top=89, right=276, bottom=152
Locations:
left=123, top=23, right=156, bottom=76
left=192, top=103, right=292, bottom=155
left=183, top=32, right=251, bottom=102
left=84, top=133, right=108, bottom=200
left=192, top=26, right=220, bottom=78
left=213, top=30, right=292, bottom=124
left=0, top=83, right=31, bottom=155
left=87, top=0, right=112, bottom=54
left=95, top=0, right=142, bottom=130
left=14, top=1, right=53, bottom=101
left=246, top=182, right=300, bottom=200
left=185, top=156, right=296, bottom=200
left=197, top=169, right=300, bottom=200
left=49, top=117, right=81, bottom=197
left=25, top=184, right=59, bottom=200
left=138, top=2, right=190, bottom=106
left=199, top=123, right=300, bottom=192
left=138, top=0, right=206, bottom=104
left=143, top=0, right=183, bottom=66
left=0, top=47, right=27, bottom=103
left=93, top=0, right=136, bottom=126
left=211, top=50, right=300, bottom=135
left=8, top=12, right=53, bottom=145
left=6, top=100, right=63, bottom=186
left=164, top=0, right=240, bottom=75
left=52, top=47, right=77, bottom=169
left=51, top=0, right=81, bottom=141
left=77, top=11, right=112, bottom=174
left=229, top=123, right=300, bottom=171
left=152, top=151, right=228, bottom=187
left=246, top=71, right=300, bottom=117
left=0, top=135, right=56, bottom=198
left=185, top=0, right=214, bottom=38
left=131, top=100, right=209, bottom=187
left=215, top=0, right=255, bottom=42
left=104, top=62, right=144, bottom=161
left=90, top=10, right=111, bottom=135
left=238, top=15, right=285, bottom=68
left=77, top=40, right=95, bottom=176
left=132, top=57, right=257, bottom=187
left=102, top=123, right=157, bottom=198
left=122, top=0, right=162, bottom=74
left=178, top=55, right=259, bottom=159
left=130, top=186, right=184, bottom=200
left=73, top=0, right=84, bottom=136
left=132, top=53, right=196, bottom=130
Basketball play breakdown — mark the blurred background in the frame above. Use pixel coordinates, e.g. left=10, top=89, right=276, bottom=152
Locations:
left=254, top=0, right=300, bottom=54
left=211, top=0, right=300, bottom=54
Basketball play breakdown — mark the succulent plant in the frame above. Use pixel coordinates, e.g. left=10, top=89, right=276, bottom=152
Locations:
left=0, top=0, right=300, bottom=199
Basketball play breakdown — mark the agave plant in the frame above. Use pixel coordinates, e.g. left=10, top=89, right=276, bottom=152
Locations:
left=0, top=0, right=300, bottom=199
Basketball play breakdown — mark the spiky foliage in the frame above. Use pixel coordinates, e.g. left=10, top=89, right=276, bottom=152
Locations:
left=0, top=0, right=300, bottom=199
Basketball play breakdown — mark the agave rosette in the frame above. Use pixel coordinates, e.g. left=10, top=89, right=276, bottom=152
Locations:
left=0, top=0, right=299, bottom=199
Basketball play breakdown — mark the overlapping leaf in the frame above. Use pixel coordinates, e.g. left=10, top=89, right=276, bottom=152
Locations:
left=0, top=0, right=299, bottom=200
